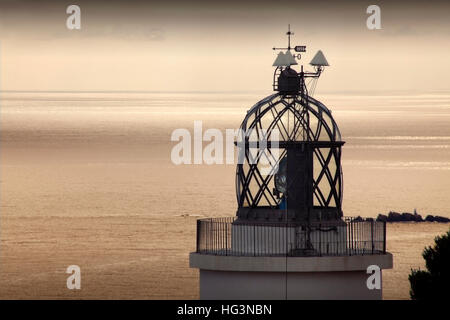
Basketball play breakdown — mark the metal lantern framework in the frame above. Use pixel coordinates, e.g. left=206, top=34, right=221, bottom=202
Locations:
left=235, top=26, right=343, bottom=224
left=191, top=27, right=389, bottom=281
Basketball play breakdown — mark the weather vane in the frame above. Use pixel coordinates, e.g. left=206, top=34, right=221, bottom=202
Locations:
left=272, top=24, right=306, bottom=54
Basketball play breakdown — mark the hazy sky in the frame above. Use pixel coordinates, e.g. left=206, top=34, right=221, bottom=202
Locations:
left=1, top=0, right=449, bottom=92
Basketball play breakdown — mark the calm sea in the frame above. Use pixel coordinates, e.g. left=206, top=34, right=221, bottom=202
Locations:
left=1, top=91, right=449, bottom=299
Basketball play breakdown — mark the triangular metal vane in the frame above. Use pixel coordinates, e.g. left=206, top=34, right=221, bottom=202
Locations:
left=272, top=51, right=290, bottom=67
left=310, top=50, right=329, bottom=66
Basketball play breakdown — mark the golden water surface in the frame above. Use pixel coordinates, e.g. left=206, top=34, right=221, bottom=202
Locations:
left=1, top=91, right=449, bottom=299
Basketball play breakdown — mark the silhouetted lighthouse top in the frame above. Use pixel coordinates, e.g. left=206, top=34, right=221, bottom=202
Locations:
left=235, top=25, right=344, bottom=224
left=191, top=27, right=392, bottom=300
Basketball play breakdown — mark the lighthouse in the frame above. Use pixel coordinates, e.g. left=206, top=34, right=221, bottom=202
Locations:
left=190, top=26, right=393, bottom=300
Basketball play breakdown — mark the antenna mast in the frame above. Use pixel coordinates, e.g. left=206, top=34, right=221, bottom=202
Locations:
left=272, top=25, right=304, bottom=53
left=287, top=24, right=293, bottom=51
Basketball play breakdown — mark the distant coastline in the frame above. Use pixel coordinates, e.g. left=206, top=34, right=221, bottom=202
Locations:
left=369, top=212, right=450, bottom=223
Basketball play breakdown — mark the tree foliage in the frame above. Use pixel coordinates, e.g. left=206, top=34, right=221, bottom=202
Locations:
left=409, top=229, right=450, bottom=300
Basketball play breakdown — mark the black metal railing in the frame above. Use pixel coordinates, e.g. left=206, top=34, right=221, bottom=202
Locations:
left=196, top=217, right=386, bottom=257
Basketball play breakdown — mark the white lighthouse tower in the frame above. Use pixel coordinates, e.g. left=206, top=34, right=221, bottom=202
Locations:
left=190, top=26, right=393, bottom=300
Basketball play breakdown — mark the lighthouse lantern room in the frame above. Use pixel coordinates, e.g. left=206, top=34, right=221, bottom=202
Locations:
left=190, top=26, right=393, bottom=300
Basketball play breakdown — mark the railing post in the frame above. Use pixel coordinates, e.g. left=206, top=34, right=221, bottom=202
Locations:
left=350, top=219, right=354, bottom=255
left=196, top=219, right=201, bottom=253
left=205, top=220, right=209, bottom=254
left=318, top=223, right=322, bottom=256
left=383, top=221, right=386, bottom=254
left=253, top=224, right=256, bottom=257
left=225, top=222, right=228, bottom=256
left=371, top=220, right=374, bottom=254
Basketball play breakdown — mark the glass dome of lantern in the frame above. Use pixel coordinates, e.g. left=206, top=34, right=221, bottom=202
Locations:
left=235, top=25, right=343, bottom=224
